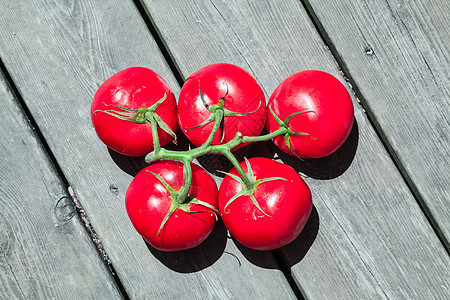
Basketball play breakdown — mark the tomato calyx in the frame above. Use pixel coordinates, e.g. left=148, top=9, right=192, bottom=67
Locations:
left=219, top=157, right=289, bottom=217
left=147, top=170, right=218, bottom=237
left=187, top=83, right=261, bottom=143
left=95, top=93, right=177, bottom=143
left=269, top=105, right=316, bottom=157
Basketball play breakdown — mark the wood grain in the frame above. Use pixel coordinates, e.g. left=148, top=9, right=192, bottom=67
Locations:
left=0, top=70, right=120, bottom=298
left=306, top=0, right=450, bottom=242
left=142, top=0, right=450, bottom=298
left=0, top=0, right=296, bottom=298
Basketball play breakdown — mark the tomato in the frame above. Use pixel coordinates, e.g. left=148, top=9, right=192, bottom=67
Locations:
left=266, top=70, right=354, bottom=158
left=91, top=67, right=178, bottom=157
left=177, top=63, right=266, bottom=151
left=218, top=157, right=312, bottom=250
left=125, top=161, right=218, bottom=251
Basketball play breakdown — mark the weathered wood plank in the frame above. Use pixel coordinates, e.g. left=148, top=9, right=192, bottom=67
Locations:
left=142, top=0, right=450, bottom=298
left=0, top=0, right=296, bottom=298
left=0, top=71, right=120, bottom=298
left=306, top=0, right=450, bottom=241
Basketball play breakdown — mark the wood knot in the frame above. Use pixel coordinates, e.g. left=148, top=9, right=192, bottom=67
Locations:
left=364, top=46, right=375, bottom=57
left=54, top=196, right=75, bottom=222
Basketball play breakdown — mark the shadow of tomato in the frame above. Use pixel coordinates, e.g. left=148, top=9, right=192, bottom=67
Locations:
left=274, top=206, right=320, bottom=268
left=230, top=206, right=319, bottom=269
left=274, top=118, right=359, bottom=180
left=108, top=148, right=147, bottom=177
left=145, top=218, right=228, bottom=273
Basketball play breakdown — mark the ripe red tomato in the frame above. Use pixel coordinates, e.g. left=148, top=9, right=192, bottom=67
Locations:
left=125, top=161, right=218, bottom=251
left=266, top=70, right=354, bottom=158
left=218, top=157, right=312, bottom=250
left=91, top=67, right=178, bottom=157
left=177, top=63, right=266, bottom=151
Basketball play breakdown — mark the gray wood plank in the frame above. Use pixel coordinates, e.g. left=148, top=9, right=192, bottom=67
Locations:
left=0, top=0, right=296, bottom=299
left=142, top=0, right=450, bottom=299
left=0, top=71, right=120, bottom=298
left=306, top=0, right=450, bottom=241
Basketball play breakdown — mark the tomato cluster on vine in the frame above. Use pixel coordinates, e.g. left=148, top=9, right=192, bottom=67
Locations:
left=91, top=63, right=354, bottom=251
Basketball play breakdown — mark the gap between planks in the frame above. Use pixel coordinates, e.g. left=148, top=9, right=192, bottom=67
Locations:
left=134, top=0, right=186, bottom=86
left=298, top=0, right=449, bottom=254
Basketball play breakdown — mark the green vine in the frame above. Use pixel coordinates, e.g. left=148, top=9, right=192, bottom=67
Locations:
left=145, top=104, right=314, bottom=201
left=102, top=90, right=314, bottom=233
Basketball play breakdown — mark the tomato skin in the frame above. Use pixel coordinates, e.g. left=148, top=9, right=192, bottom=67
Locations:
left=218, top=157, right=312, bottom=251
left=91, top=67, right=177, bottom=157
left=266, top=70, right=354, bottom=158
left=177, top=63, right=266, bottom=150
left=125, top=161, right=218, bottom=251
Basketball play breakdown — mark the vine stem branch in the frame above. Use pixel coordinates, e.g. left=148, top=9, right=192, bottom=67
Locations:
left=144, top=106, right=290, bottom=203
left=147, top=114, right=161, bottom=153
left=176, top=158, right=193, bottom=203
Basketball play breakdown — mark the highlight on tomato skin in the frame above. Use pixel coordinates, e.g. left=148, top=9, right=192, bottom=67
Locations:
left=218, top=157, right=312, bottom=251
left=125, top=161, right=219, bottom=251
left=266, top=70, right=354, bottom=159
left=91, top=67, right=178, bottom=157
left=177, top=63, right=267, bottom=151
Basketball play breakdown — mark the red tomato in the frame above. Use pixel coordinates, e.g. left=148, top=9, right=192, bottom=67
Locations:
left=125, top=161, right=218, bottom=251
left=218, top=157, right=312, bottom=250
left=266, top=70, right=354, bottom=158
left=91, top=67, right=177, bottom=156
left=177, top=63, right=266, bottom=151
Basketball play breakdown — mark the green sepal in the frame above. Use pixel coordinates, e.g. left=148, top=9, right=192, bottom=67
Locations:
left=95, top=104, right=148, bottom=123
left=219, top=157, right=290, bottom=218
left=283, top=109, right=314, bottom=125
left=146, top=112, right=177, bottom=143
left=147, top=170, right=218, bottom=237
left=186, top=111, right=218, bottom=130
left=148, top=170, right=176, bottom=194
left=198, top=81, right=210, bottom=109
left=219, top=113, right=226, bottom=143
left=95, top=93, right=177, bottom=142
left=179, top=198, right=219, bottom=221
left=269, top=105, right=316, bottom=154
left=284, top=133, right=298, bottom=158
left=186, top=84, right=262, bottom=144
left=188, top=198, right=219, bottom=214
left=95, top=93, right=167, bottom=123
left=157, top=202, right=177, bottom=238
left=269, top=105, right=284, bottom=127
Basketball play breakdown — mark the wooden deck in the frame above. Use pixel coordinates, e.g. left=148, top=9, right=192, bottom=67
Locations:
left=0, top=0, right=448, bottom=299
